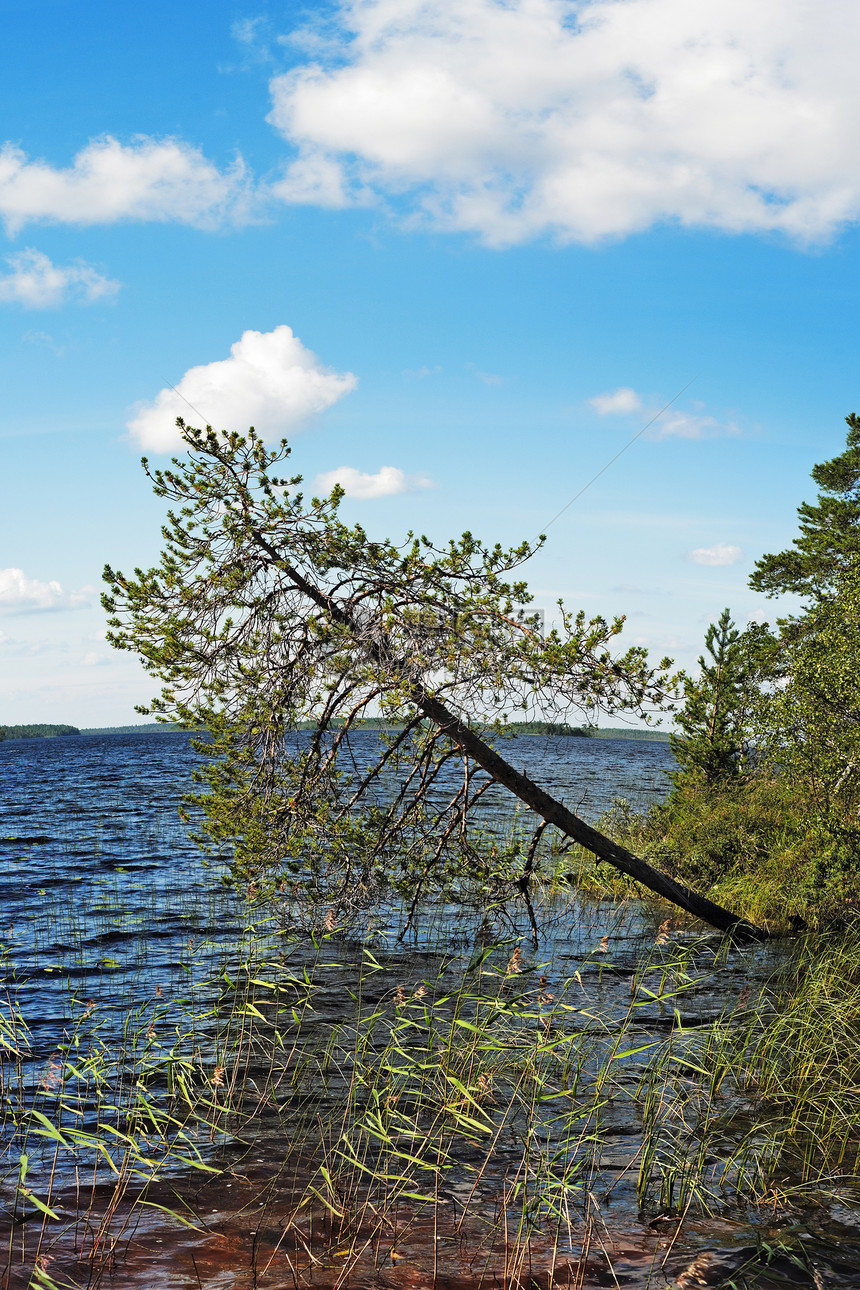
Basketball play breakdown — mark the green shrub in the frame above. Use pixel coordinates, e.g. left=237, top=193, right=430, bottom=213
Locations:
left=594, top=777, right=860, bottom=927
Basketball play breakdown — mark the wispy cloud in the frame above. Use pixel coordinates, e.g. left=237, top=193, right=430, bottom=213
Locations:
left=0, top=633, right=66, bottom=658
left=220, top=17, right=278, bottom=72
left=467, top=362, right=504, bottom=385
left=655, top=410, right=739, bottom=440
left=0, top=248, right=119, bottom=308
left=590, top=387, right=643, bottom=416
left=232, top=16, right=271, bottom=55
left=689, top=543, right=744, bottom=567
left=22, top=329, right=64, bottom=354
left=314, top=465, right=433, bottom=499
left=81, top=650, right=110, bottom=667
left=127, top=325, right=357, bottom=452
left=589, top=386, right=739, bottom=439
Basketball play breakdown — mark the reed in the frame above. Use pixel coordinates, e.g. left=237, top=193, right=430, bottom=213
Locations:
left=4, top=864, right=860, bottom=1288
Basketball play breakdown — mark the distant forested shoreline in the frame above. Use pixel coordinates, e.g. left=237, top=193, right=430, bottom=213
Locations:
left=0, top=724, right=80, bottom=741
left=1, top=719, right=668, bottom=743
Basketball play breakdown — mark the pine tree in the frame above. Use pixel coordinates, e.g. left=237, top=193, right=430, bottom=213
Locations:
left=671, top=609, right=753, bottom=786
left=101, top=420, right=764, bottom=937
left=750, top=413, right=860, bottom=604
left=750, top=414, right=860, bottom=813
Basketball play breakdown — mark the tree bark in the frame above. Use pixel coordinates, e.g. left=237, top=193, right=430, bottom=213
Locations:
left=416, top=691, right=767, bottom=940
left=252, top=533, right=768, bottom=941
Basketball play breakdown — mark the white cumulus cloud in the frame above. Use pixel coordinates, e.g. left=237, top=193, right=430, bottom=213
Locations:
left=590, top=387, right=643, bottom=415
left=268, top=0, right=860, bottom=245
left=0, top=568, right=90, bottom=612
left=127, top=325, right=358, bottom=452
left=314, top=465, right=433, bottom=499
left=0, top=136, right=250, bottom=233
left=0, top=248, right=119, bottom=308
left=689, top=543, right=744, bottom=567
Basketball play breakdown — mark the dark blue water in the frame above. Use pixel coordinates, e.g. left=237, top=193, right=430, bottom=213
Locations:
left=0, top=729, right=675, bottom=1015
left=0, top=729, right=675, bottom=1158
left=2, top=733, right=858, bottom=1289
left=0, top=729, right=675, bottom=1109
left=0, top=733, right=240, bottom=1045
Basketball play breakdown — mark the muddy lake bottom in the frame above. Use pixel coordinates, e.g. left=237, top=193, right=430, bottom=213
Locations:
left=2, top=732, right=860, bottom=1288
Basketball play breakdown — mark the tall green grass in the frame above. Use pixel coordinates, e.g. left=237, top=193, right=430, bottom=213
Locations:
left=4, top=895, right=860, bottom=1288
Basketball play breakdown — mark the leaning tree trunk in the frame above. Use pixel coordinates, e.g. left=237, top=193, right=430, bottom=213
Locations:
left=254, top=534, right=768, bottom=941
left=416, top=692, right=766, bottom=940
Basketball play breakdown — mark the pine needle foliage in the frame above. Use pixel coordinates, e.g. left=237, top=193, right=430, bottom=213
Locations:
left=670, top=609, right=757, bottom=787
left=102, top=423, right=677, bottom=897
left=750, top=411, right=860, bottom=604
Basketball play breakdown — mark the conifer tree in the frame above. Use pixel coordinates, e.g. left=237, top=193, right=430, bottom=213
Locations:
left=750, top=415, right=860, bottom=812
left=751, top=413, right=860, bottom=604
left=671, top=609, right=754, bottom=786
left=102, top=421, right=765, bottom=937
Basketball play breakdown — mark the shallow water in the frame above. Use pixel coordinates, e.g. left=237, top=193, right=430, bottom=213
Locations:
left=1, top=731, right=858, bottom=1289
left=0, top=729, right=674, bottom=1054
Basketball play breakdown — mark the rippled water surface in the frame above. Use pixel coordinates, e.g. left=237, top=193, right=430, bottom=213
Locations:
left=1, top=732, right=858, bottom=1289
left=0, top=729, right=675, bottom=1037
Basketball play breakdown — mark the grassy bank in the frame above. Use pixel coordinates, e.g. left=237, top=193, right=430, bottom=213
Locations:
left=561, top=776, right=860, bottom=931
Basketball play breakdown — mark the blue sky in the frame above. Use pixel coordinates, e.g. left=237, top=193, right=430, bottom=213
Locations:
left=2, top=0, right=859, bottom=726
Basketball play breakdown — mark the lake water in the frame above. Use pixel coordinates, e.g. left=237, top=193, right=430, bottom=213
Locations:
left=0, top=729, right=675, bottom=1046
left=1, top=731, right=858, bottom=1288
left=0, top=727, right=671, bottom=994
